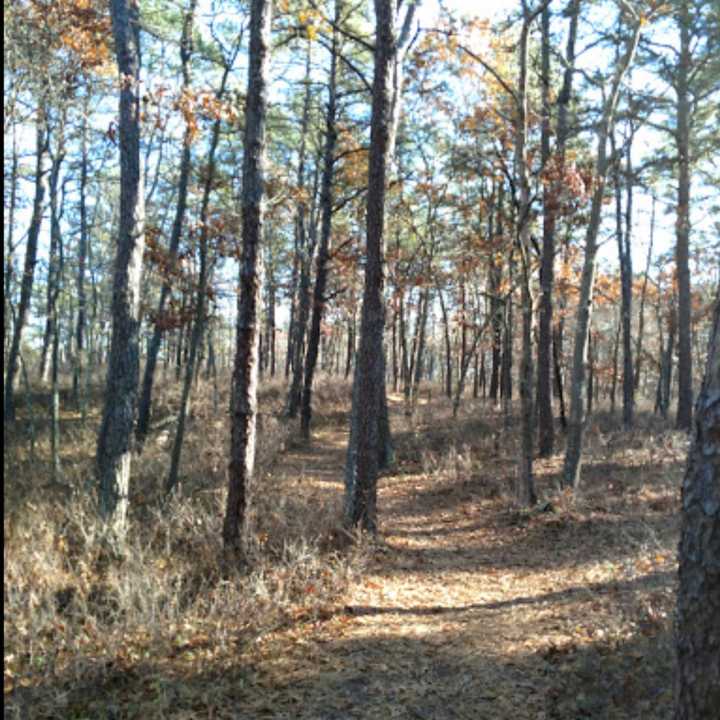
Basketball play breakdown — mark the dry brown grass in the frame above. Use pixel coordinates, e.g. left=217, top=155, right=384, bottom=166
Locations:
left=4, top=375, right=367, bottom=718
left=4, top=381, right=684, bottom=719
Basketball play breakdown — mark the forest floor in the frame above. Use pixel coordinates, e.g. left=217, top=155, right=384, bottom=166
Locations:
left=4, top=380, right=684, bottom=719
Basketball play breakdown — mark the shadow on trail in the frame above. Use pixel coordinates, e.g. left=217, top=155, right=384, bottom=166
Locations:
left=6, top=608, right=674, bottom=720
left=376, top=500, right=678, bottom=575
left=343, top=569, right=673, bottom=618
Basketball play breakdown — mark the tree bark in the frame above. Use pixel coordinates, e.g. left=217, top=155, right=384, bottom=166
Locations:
left=136, top=0, right=196, bottom=445
left=344, top=0, right=397, bottom=531
left=167, top=45, right=231, bottom=496
left=502, top=247, right=514, bottom=429
left=635, top=193, right=655, bottom=395
left=675, top=1, right=693, bottom=430
left=562, top=19, right=642, bottom=489
left=553, top=322, right=567, bottom=429
left=536, top=1, right=554, bottom=457
left=514, top=0, right=543, bottom=506
left=4, top=81, right=20, bottom=365
left=4, top=112, right=48, bottom=422
left=301, top=5, right=340, bottom=440
left=611, top=126, right=635, bottom=428
left=610, top=310, right=621, bottom=414
left=265, top=240, right=277, bottom=377
left=286, top=43, right=315, bottom=418
left=659, top=295, right=677, bottom=419
left=437, top=285, right=454, bottom=399
left=73, top=90, right=90, bottom=416
left=538, top=0, right=579, bottom=455
left=410, top=287, right=431, bottom=414
left=674, top=288, right=719, bottom=720
left=50, top=183, right=64, bottom=484
left=223, top=0, right=272, bottom=550
left=95, top=0, right=145, bottom=536
left=587, top=330, right=594, bottom=417
left=39, top=124, right=66, bottom=384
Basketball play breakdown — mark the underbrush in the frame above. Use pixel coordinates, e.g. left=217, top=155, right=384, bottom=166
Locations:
left=4, top=376, right=367, bottom=715
left=4, top=381, right=685, bottom=718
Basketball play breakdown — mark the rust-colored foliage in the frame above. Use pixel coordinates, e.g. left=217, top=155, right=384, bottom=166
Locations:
left=24, top=0, right=112, bottom=72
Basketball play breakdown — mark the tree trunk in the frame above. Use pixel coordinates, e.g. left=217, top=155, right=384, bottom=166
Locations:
left=403, top=288, right=420, bottom=410
left=674, top=288, right=719, bottom=719
left=610, top=310, right=621, bottom=414
left=286, top=43, right=315, bottom=419
left=501, top=249, right=514, bottom=429
left=489, top=184, right=503, bottom=406
left=612, top=128, right=635, bottom=427
left=537, top=2, right=554, bottom=457
left=588, top=331, right=596, bottom=416
left=514, top=1, right=541, bottom=506
left=660, top=297, right=677, bottom=419
left=410, top=287, right=431, bottom=413
left=635, top=193, right=655, bottom=394
left=391, top=302, right=399, bottom=391
left=562, top=19, right=642, bottom=489
left=39, top=129, right=66, bottom=384
left=167, top=44, right=231, bottom=496
left=4, top=97, right=20, bottom=365
left=136, top=0, right=196, bottom=445
left=207, top=326, right=220, bottom=413
left=538, top=0, right=579, bottom=454
left=301, top=6, right=339, bottom=440
left=223, top=0, right=272, bottom=550
left=74, top=91, right=90, bottom=416
left=675, top=3, right=693, bottom=430
left=50, top=304, right=61, bottom=485
left=95, top=0, right=145, bottom=536
left=438, top=286, right=454, bottom=399
left=553, top=322, right=567, bottom=429
left=49, top=129, right=65, bottom=484
left=4, top=113, right=48, bottom=422
left=344, top=0, right=397, bottom=531
left=265, top=240, right=277, bottom=377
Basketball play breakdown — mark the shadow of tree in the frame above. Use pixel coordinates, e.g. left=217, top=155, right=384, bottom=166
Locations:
left=5, top=606, right=674, bottom=719
left=342, top=569, right=673, bottom=618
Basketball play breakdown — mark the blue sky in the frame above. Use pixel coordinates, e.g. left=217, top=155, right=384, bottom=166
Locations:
left=8, top=0, right=717, bottom=342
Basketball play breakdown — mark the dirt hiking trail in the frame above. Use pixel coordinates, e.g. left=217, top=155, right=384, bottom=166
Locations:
left=3, top=394, right=680, bottom=720
left=239, top=398, right=678, bottom=720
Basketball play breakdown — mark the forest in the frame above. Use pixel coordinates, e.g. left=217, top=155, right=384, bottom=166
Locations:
left=3, top=0, right=719, bottom=718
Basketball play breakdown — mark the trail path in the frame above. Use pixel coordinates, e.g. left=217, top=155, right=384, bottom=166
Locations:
left=242, top=401, right=676, bottom=720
